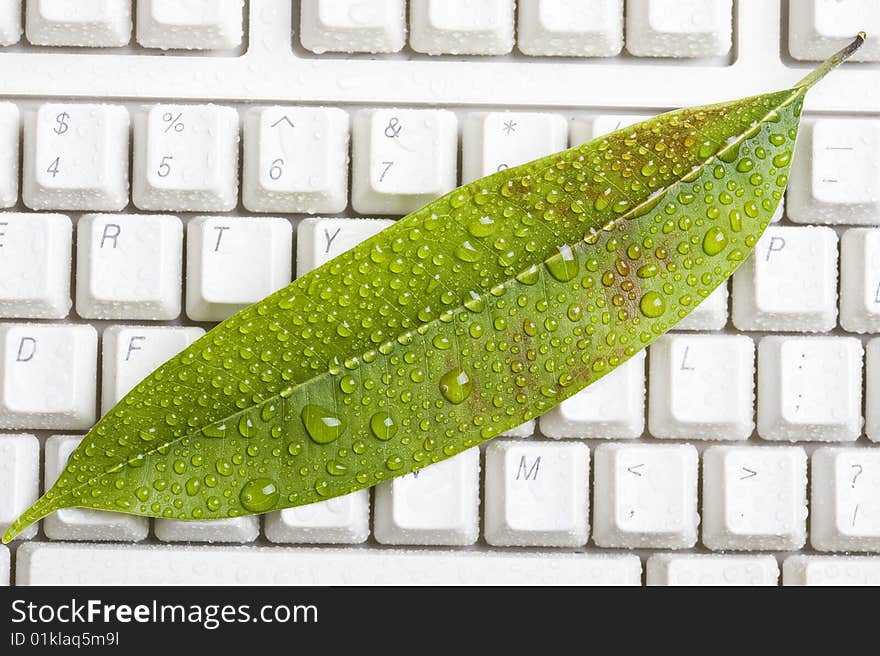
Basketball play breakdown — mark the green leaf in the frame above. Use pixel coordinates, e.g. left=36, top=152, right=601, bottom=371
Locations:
left=2, top=34, right=866, bottom=543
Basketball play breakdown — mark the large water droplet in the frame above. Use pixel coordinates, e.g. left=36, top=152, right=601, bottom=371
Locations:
left=702, top=226, right=728, bottom=256
left=239, top=478, right=280, bottom=512
left=545, top=244, right=578, bottom=282
left=440, top=367, right=473, bottom=405
left=370, top=411, right=398, bottom=441
left=639, top=291, right=666, bottom=318
left=301, top=404, right=346, bottom=444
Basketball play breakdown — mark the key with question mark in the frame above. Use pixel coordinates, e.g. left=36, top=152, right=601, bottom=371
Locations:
left=851, top=463, right=864, bottom=488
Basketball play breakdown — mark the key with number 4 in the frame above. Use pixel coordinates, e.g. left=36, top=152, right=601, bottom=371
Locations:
left=24, top=103, right=130, bottom=211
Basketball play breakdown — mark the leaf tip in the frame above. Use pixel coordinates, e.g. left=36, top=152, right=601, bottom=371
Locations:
left=794, top=32, right=867, bottom=91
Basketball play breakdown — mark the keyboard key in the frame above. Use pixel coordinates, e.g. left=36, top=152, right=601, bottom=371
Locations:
left=42, top=435, right=148, bottom=541
left=757, top=336, right=863, bottom=442
left=0, top=324, right=96, bottom=430
left=16, top=542, right=642, bottom=585
left=732, top=226, right=839, bottom=332
left=101, top=325, right=204, bottom=414
left=789, top=0, right=880, bottom=62
left=0, top=434, right=40, bottom=540
left=374, top=448, right=480, bottom=546
left=136, top=0, right=244, bottom=50
left=0, top=103, right=19, bottom=207
left=646, top=554, right=779, bottom=586
left=409, top=0, right=514, bottom=55
left=133, top=104, right=239, bottom=212
left=186, top=216, right=293, bottom=322
left=868, top=338, right=880, bottom=442
left=812, top=447, right=880, bottom=553
left=502, top=421, right=535, bottom=438
left=648, top=334, right=754, bottom=441
left=841, top=229, right=880, bottom=333
left=264, top=491, right=370, bottom=544
left=484, top=439, right=590, bottom=547
left=674, top=283, right=728, bottom=331
left=517, top=0, right=624, bottom=57
left=23, top=103, right=129, bottom=211
left=0, top=544, right=7, bottom=584
left=625, top=0, right=732, bottom=58
left=462, top=111, right=568, bottom=183
left=76, top=213, right=183, bottom=320
left=154, top=516, right=259, bottom=544
left=243, top=106, right=349, bottom=214
left=783, top=555, right=880, bottom=586
left=352, top=108, right=457, bottom=215
left=0, top=0, right=21, bottom=45
left=593, top=443, right=699, bottom=549
left=300, top=0, right=406, bottom=54
left=788, top=119, right=880, bottom=225
left=570, top=113, right=652, bottom=144
left=296, top=217, right=393, bottom=276
left=0, top=213, right=72, bottom=319
left=702, top=445, right=808, bottom=551
left=540, top=351, right=645, bottom=439
left=25, top=0, right=131, bottom=47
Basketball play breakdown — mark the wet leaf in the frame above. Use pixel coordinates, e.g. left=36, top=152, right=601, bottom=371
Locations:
left=2, top=34, right=866, bottom=543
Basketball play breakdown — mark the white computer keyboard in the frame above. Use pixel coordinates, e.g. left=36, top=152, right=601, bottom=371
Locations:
left=0, top=0, right=879, bottom=587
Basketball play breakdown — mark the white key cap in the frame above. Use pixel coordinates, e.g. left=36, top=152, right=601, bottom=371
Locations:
left=0, top=0, right=21, bottom=45
left=732, top=226, right=839, bottom=332
left=674, top=283, right=728, bottom=331
left=43, top=435, right=148, bottom=541
left=647, top=554, right=778, bottom=586
left=76, top=214, right=183, bottom=321
left=0, top=434, right=40, bottom=540
left=648, top=334, right=754, bottom=441
left=812, top=448, right=880, bottom=552
left=788, top=119, right=880, bottom=225
left=136, top=0, right=243, bottom=50
left=868, top=338, right=880, bottom=442
left=264, top=491, right=370, bottom=544
left=154, top=516, right=259, bottom=544
left=374, top=448, right=480, bottom=546
left=841, top=229, right=880, bottom=333
left=0, top=544, right=7, bottom=585
left=0, top=213, right=72, bottom=319
left=502, top=421, right=535, bottom=438
left=352, top=108, right=457, bottom=216
left=462, top=111, right=568, bottom=183
left=409, top=0, right=514, bottom=55
left=570, top=113, right=652, bottom=144
left=784, top=555, right=880, bottom=585
left=296, top=217, right=393, bottom=276
left=593, top=443, right=699, bottom=549
left=133, top=104, right=239, bottom=212
left=300, top=0, right=406, bottom=54
left=517, top=0, right=623, bottom=57
left=757, top=336, right=863, bottom=442
left=101, top=325, right=204, bottom=414
left=0, top=324, right=96, bottom=430
left=23, top=103, right=129, bottom=211
left=625, top=0, right=732, bottom=58
left=0, top=103, right=19, bottom=207
left=16, top=542, right=642, bottom=585
left=789, top=0, right=880, bottom=62
left=26, top=0, right=131, bottom=47
left=702, top=445, right=808, bottom=551
left=540, top=351, right=645, bottom=439
left=484, top=439, right=590, bottom=547
left=186, top=216, right=293, bottom=322
left=243, top=106, right=349, bottom=214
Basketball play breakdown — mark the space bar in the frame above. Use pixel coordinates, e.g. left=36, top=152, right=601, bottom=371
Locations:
left=16, top=543, right=641, bottom=585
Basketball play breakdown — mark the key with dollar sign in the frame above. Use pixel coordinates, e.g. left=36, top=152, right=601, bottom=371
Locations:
left=53, top=111, right=69, bottom=135
left=23, top=103, right=130, bottom=211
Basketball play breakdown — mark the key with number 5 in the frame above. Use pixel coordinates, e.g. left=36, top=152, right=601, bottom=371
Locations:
left=133, top=104, right=239, bottom=212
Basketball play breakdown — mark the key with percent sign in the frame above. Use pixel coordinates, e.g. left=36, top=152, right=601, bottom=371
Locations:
left=134, top=104, right=240, bottom=212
